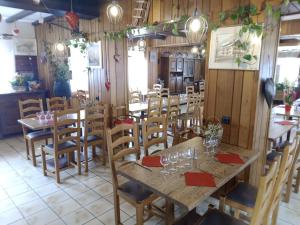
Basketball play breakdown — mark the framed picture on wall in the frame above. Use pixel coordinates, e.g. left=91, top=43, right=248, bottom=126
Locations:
left=87, top=41, right=102, bottom=67
left=14, top=39, right=37, bottom=56
left=208, top=25, right=262, bottom=70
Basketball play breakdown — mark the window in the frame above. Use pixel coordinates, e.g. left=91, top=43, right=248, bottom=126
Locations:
left=128, top=47, right=148, bottom=94
left=0, top=40, right=15, bottom=93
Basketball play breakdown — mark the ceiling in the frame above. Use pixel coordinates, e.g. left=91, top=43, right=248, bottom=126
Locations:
left=0, top=5, right=52, bottom=23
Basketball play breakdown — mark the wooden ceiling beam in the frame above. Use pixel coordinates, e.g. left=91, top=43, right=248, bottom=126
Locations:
left=0, top=0, right=102, bottom=19
left=5, top=10, right=34, bottom=23
left=32, top=15, right=56, bottom=26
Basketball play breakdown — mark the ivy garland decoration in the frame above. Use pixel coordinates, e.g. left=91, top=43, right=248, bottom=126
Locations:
left=104, top=0, right=300, bottom=66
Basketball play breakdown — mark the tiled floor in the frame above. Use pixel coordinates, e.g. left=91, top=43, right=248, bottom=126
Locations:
left=0, top=135, right=300, bottom=225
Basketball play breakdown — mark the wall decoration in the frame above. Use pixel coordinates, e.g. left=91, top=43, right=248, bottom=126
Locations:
left=87, top=42, right=102, bottom=67
left=208, top=25, right=262, bottom=70
left=14, top=39, right=37, bottom=56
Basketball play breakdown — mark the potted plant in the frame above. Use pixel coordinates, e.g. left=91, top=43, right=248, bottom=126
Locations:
left=10, top=74, right=30, bottom=92
left=53, top=60, right=71, bottom=98
left=284, top=87, right=295, bottom=113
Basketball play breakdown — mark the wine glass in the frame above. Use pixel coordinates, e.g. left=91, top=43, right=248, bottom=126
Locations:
left=184, top=148, right=193, bottom=167
left=160, top=154, right=170, bottom=175
left=177, top=151, right=185, bottom=169
left=169, top=152, right=178, bottom=172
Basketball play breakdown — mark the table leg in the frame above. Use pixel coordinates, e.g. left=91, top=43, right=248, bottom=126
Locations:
left=165, top=199, right=174, bottom=225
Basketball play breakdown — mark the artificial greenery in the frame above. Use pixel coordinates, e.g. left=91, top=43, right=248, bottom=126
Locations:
left=276, top=82, right=288, bottom=91
left=54, top=63, right=71, bottom=81
left=10, top=74, right=32, bottom=87
left=66, top=38, right=88, bottom=54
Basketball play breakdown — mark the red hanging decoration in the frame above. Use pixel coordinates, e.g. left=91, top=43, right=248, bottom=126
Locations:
left=65, top=11, right=79, bottom=30
left=105, top=80, right=111, bottom=91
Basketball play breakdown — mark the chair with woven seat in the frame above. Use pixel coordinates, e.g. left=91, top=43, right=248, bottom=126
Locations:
left=19, top=99, right=53, bottom=166
left=129, top=90, right=142, bottom=104
left=174, top=160, right=280, bottom=225
left=41, top=108, right=81, bottom=183
left=153, top=83, right=162, bottom=92
left=81, top=104, right=108, bottom=172
left=142, top=117, right=168, bottom=156
left=46, top=97, right=68, bottom=112
left=186, top=86, right=194, bottom=96
left=106, top=123, right=164, bottom=225
left=147, top=96, right=162, bottom=118
left=166, top=95, right=180, bottom=134
left=219, top=138, right=298, bottom=220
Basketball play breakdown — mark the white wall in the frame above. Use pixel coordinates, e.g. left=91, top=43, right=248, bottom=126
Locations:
left=0, top=21, right=36, bottom=93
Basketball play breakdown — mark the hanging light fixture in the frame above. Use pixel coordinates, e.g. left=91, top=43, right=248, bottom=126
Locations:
left=184, top=0, right=208, bottom=44
left=32, top=0, right=40, bottom=4
left=191, top=46, right=199, bottom=54
left=106, top=0, right=123, bottom=24
left=55, top=42, right=66, bottom=52
left=137, top=39, right=146, bottom=51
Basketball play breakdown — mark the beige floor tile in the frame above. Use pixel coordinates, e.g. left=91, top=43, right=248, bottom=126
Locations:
left=120, top=202, right=136, bottom=217
left=277, top=218, right=294, bottom=225
left=0, top=198, right=15, bottom=213
left=49, top=198, right=81, bottom=216
left=84, top=218, right=104, bottom=225
left=46, top=219, right=65, bottom=225
left=123, top=218, right=136, bottom=225
left=278, top=205, right=300, bottom=225
left=25, top=208, right=59, bottom=225
left=85, top=198, right=113, bottom=217
left=17, top=199, right=48, bottom=218
left=8, top=218, right=29, bottom=225
left=97, top=208, right=129, bottom=225
left=33, top=183, right=61, bottom=197
left=0, top=188, right=9, bottom=201
left=82, top=176, right=106, bottom=189
left=61, top=208, right=94, bottom=225
left=74, top=190, right=101, bottom=206
left=94, top=182, right=113, bottom=197
left=11, top=191, right=39, bottom=206
left=42, top=190, right=70, bottom=205
left=64, top=183, right=89, bottom=197
left=5, top=183, right=32, bottom=197
left=0, top=207, right=23, bottom=225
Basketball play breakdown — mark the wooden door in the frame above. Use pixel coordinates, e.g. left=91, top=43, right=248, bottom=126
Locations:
left=183, top=59, right=188, bottom=76
left=194, top=59, right=201, bottom=81
left=187, top=59, right=194, bottom=77
left=176, top=76, right=183, bottom=93
left=169, top=58, right=177, bottom=72
left=169, top=76, right=176, bottom=93
left=176, top=58, right=183, bottom=72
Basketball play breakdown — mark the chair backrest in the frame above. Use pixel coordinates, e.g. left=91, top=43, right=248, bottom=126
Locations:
left=53, top=108, right=81, bottom=150
left=19, top=98, right=43, bottom=119
left=147, top=96, right=162, bottom=117
left=172, top=129, right=197, bottom=146
left=158, top=88, right=169, bottom=98
left=142, top=117, right=167, bottom=156
left=112, top=105, right=128, bottom=119
left=186, top=86, right=194, bottom=96
left=190, top=94, right=202, bottom=132
left=47, top=97, right=67, bottom=112
left=186, top=93, right=199, bottom=114
left=265, top=140, right=298, bottom=224
left=167, top=95, right=180, bottom=131
left=84, top=104, right=107, bottom=142
left=199, top=81, right=205, bottom=92
left=106, top=123, right=140, bottom=189
left=129, top=90, right=141, bottom=104
left=153, top=83, right=162, bottom=91
left=250, top=160, right=279, bottom=225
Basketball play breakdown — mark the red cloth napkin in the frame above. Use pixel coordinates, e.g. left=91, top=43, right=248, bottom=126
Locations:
left=216, top=153, right=244, bottom=164
left=114, top=118, right=134, bottom=125
left=184, top=172, right=216, bottom=187
left=142, top=156, right=162, bottom=167
left=275, top=121, right=294, bottom=126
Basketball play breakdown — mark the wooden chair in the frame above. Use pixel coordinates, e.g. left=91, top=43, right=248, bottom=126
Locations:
left=19, top=99, right=52, bottom=166
left=111, top=104, right=138, bottom=126
left=153, top=83, right=162, bottom=92
left=147, top=89, right=159, bottom=99
left=159, top=88, right=170, bottom=114
left=166, top=95, right=180, bottom=134
left=142, top=117, right=168, bottom=156
left=106, top=123, right=163, bottom=225
left=178, top=93, right=199, bottom=129
left=219, top=139, right=298, bottom=220
left=172, top=129, right=197, bottom=146
left=129, top=90, right=142, bottom=104
left=46, top=97, right=68, bottom=111
left=186, top=86, right=194, bottom=96
left=175, top=160, right=280, bottom=225
left=41, top=108, right=81, bottom=183
left=80, top=104, right=108, bottom=172
left=147, top=96, right=162, bottom=118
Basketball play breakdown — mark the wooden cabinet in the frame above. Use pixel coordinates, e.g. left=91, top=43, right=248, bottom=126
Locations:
left=169, top=76, right=176, bottom=93
left=176, top=58, right=183, bottom=72
left=176, top=76, right=183, bottom=92
left=169, top=58, right=177, bottom=72
left=183, top=59, right=194, bottom=77
left=0, top=90, right=48, bottom=138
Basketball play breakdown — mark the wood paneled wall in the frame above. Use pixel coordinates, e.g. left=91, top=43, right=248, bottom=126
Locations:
left=281, top=19, right=300, bottom=35
left=35, top=1, right=136, bottom=105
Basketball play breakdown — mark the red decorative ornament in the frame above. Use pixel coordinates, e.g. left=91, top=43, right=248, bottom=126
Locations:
left=12, top=28, right=20, bottom=36
left=105, top=80, right=111, bottom=91
left=65, top=11, right=79, bottom=30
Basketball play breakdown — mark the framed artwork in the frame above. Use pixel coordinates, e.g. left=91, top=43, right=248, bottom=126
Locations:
left=87, top=41, right=102, bottom=67
left=14, top=39, right=37, bottom=56
left=208, top=25, right=262, bottom=70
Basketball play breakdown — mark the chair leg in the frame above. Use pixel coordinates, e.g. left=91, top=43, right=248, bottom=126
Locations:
left=271, top=203, right=280, bottom=225
left=219, top=196, right=225, bottom=212
left=77, top=150, right=81, bottom=175
left=25, top=139, right=30, bottom=160
left=92, top=145, right=96, bottom=158
left=113, top=194, right=121, bottom=225
left=84, top=146, right=88, bottom=173
left=41, top=148, right=47, bottom=176
left=285, top=175, right=293, bottom=203
left=136, top=204, right=144, bottom=225
left=54, top=154, right=60, bottom=183
left=45, top=138, right=48, bottom=145
left=30, top=140, right=37, bottom=166
left=295, top=169, right=300, bottom=193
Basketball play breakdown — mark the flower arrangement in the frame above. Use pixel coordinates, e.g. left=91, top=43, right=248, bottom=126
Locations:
left=202, top=118, right=223, bottom=140
left=284, top=88, right=295, bottom=106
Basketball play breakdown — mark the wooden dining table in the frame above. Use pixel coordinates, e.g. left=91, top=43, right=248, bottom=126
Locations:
left=268, top=120, right=296, bottom=145
left=118, top=137, right=260, bottom=224
left=17, top=110, right=85, bottom=130
left=272, top=105, right=300, bottom=119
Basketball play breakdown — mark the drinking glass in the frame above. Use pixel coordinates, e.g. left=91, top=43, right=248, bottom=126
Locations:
left=160, top=154, right=170, bottom=175
left=184, top=148, right=193, bottom=167
left=169, top=152, right=178, bottom=172
left=177, top=151, right=185, bottom=169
